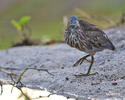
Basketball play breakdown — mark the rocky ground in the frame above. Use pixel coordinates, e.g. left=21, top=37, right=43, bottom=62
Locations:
left=0, top=27, right=125, bottom=100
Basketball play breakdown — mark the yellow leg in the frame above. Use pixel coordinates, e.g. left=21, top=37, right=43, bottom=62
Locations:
left=73, top=55, right=90, bottom=66
left=84, top=58, right=91, bottom=63
left=75, top=55, right=98, bottom=77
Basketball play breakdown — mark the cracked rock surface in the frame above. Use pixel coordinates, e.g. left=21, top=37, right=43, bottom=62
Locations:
left=0, top=27, right=125, bottom=99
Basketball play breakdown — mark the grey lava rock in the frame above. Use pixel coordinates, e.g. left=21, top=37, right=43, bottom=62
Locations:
left=0, top=27, right=125, bottom=99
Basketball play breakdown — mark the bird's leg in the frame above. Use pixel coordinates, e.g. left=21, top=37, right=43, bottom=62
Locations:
left=73, top=55, right=90, bottom=67
left=75, top=55, right=98, bottom=77
left=84, top=52, right=96, bottom=64
left=79, top=58, right=91, bottom=65
left=85, top=58, right=91, bottom=63
left=86, top=56, right=98, bottom=75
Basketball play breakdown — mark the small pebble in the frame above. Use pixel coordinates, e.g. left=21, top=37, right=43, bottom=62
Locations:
left=112, top=82, right=118, bottom=85
left=65, top=77, right=69, bottom=81
left=61, top=67, right=64, bottom=69
left=91, top=83, right=100, bottom=85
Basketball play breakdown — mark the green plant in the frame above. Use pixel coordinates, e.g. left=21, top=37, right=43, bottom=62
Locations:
left=11, top=16, right=31, bottom=39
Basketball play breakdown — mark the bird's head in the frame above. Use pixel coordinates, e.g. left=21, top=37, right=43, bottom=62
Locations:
left=69, top=16, right=79, bottom=27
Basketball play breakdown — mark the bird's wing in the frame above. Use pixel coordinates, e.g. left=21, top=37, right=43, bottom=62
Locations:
left=78, top=20, right=115, bottom=50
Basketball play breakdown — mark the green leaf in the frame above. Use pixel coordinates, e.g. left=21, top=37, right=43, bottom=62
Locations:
left=11, top=20, right=21, bottom=31
left=19, top=16, right=31, bottom=27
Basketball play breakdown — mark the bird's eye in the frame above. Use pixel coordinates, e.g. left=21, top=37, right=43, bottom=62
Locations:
left=70, top=19, right=76, bottom=24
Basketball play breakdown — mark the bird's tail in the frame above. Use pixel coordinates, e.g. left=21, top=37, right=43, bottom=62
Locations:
left=105, top=40, right=115, bottom=50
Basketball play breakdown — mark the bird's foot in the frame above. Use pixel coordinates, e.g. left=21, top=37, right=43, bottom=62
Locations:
left=73, top=59, right=86, bottom=66
left=73, top=59, right=82, bottom=67
left=73, top=62, right=80, bottom=67
left=74, top=72, right=98, bottom=78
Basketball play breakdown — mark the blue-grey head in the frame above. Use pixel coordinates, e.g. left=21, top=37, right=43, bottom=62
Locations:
left=69, top=16, right=79, bottom=26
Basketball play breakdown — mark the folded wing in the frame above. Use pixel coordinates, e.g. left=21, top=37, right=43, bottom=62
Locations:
left=79, top=20, right=115, bottom=51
